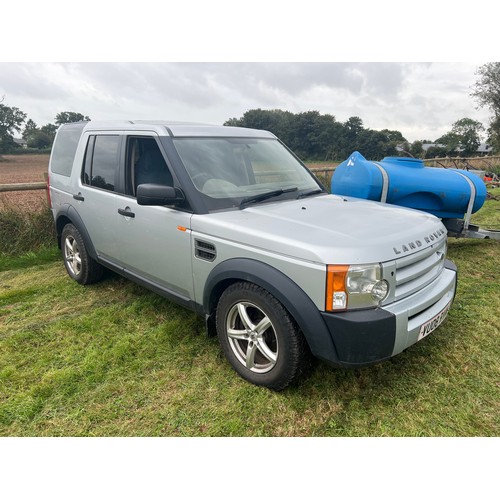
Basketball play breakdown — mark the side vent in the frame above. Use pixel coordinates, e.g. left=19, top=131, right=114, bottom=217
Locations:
left=195, top=239, right=217, bottom=262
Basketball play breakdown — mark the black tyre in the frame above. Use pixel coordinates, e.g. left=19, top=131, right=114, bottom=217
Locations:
left=61, top=224, right=103, bottom=285
left=216, top=281, right=310, bottom=391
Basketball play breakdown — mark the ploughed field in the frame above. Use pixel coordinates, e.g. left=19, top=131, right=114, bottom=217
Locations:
left=0, top=155, right=50, bottom=212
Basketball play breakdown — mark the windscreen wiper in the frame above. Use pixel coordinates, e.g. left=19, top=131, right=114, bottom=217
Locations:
left=296, top=188, right=326, bottom=199
left=239, top=187, right=298, bottom=209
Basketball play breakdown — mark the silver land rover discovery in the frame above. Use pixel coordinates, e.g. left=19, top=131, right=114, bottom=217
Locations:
left=48, top=121, right=457, bottom=390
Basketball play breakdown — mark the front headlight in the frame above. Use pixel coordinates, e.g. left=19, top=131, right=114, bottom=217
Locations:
left=326, top=263, right=389, bottom=312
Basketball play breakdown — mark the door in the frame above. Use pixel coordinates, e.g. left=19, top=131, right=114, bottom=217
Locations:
left=75, top=133, right=123, bottom=262
left=114, top=135, right=194, bottom=303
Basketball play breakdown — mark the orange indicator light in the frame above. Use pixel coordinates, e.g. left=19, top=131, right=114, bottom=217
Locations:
left=326, top=265, right=349, bottom=311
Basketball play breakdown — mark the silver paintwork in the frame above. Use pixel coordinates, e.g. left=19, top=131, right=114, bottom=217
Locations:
left=386, top=267, right=456, bottom=355
left=65, top=120, right=276, bottom=139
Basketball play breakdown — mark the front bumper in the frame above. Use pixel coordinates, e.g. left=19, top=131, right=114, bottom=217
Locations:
left=319, top=260, right=457, bottom=367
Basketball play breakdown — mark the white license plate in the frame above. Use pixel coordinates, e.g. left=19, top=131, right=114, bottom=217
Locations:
left=418, top=302, right=451, bottom=341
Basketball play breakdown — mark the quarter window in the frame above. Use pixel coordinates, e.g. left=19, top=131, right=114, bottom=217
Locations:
left=51, top=124, right=86, bottom=176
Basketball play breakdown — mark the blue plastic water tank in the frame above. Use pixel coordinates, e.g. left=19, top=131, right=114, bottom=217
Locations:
left=331, top=151, right=487, bottom=219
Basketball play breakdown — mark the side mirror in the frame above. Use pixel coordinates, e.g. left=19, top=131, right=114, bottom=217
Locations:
left=137, top=184, right=185, bottom=206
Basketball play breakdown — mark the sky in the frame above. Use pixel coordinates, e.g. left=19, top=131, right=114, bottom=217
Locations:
left=2, top=2, right=497, bottom=146
left=0, top=62, right=492, bottom=143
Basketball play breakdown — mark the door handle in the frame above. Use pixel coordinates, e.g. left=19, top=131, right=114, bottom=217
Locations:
left=118, top=208, right=135, bottom=218
left=73, top=193, right=84, bottom=201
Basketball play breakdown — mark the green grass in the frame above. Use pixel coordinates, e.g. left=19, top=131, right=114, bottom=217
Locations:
left=0, top=206, right=56, bottom=256
left=471, top=187, right=500, bottom=230
left=0, top=197, right=499, bottom=437
left=0, top=246, right=60, bottom=272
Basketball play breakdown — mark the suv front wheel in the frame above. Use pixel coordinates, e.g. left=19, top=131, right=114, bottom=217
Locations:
left=61, top=224, right=103, bottom=285
left=216, top=282, right=310, bottom=391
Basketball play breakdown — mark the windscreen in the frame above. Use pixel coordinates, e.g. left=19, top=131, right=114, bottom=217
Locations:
left=173, top=137, right=320, bottom=210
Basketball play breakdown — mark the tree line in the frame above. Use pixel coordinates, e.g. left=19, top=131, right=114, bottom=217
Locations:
left=226, top=110, right=406, bottom=161
left=22, top=111, right=90, bottom=150
left=0, top=103, right=489, bottom=161
left=226, top=110, right=485, bottom=160
left=0, top=103, right=89, bottom=153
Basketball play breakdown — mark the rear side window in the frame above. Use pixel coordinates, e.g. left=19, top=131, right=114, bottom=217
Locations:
left=82, top=135, right=121, bottom=192
left=50, top=124, right=85, bottom=176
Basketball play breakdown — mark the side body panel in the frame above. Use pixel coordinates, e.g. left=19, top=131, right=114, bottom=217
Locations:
left=115, top=201, right=194, bottom=301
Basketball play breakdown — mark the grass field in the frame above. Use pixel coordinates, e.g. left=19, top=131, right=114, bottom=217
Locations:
left=1, top=184, right=498, bottom=436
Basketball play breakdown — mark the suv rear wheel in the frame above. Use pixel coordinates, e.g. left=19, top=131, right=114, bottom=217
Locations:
left=216, top=281, right=310, bottom=391
left=61, top=224, right=103, bottom=285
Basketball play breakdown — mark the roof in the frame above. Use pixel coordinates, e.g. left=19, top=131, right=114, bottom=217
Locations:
left=62, top=120, right=276, bottom=139
left=422, top=142, right=493, bottom=153
left=422, top=143, right=445, bottom=151
left=477, top=143, right=493, bottom=153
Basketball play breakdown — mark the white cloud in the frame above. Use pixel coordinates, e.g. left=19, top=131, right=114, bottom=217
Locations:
left=0, top=62, right=492, bottom=142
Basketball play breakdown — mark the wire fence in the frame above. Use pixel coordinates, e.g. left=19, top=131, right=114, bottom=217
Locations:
left=424, top=155, right=500, bottom=172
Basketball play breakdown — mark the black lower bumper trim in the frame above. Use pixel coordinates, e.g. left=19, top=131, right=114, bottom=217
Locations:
left=321, top=308, right=396, bottom=366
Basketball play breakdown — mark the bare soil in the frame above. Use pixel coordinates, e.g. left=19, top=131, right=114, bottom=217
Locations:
left=0, top=155, right=50, bottom=212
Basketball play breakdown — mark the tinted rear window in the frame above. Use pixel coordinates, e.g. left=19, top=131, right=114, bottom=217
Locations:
left=90, top=135, right=120, bottom=191
left=50, top=124, right=86, bottom=176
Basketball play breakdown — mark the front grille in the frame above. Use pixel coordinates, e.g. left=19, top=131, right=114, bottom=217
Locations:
left=195, top=239, right=217, bottom=262
left=394, top=239, right=447, bottom=301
